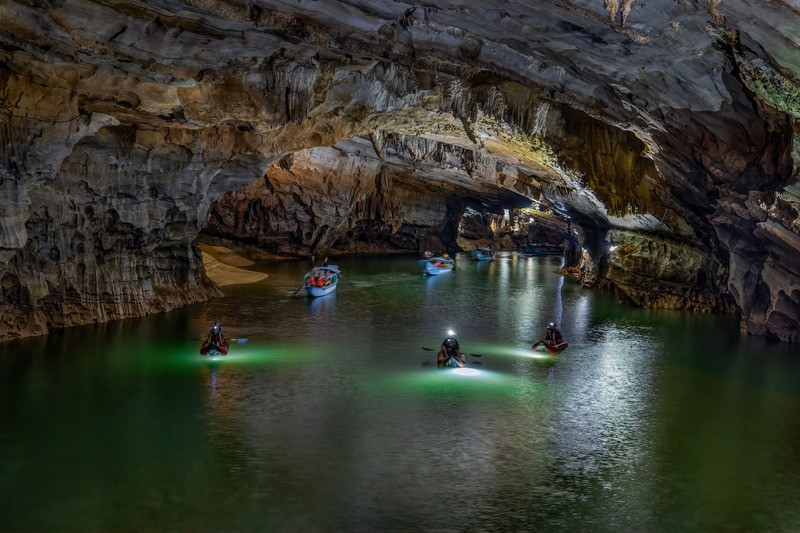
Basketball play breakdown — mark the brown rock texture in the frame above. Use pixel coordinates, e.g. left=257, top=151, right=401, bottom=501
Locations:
left=1, top=0, right=799, bottom=341
left=206, top=134, right=533, bottom=256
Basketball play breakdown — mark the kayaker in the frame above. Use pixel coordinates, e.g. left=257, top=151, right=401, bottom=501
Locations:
left=545, top=323, right=564, bottom=346
left=437, top=335, right=466, bottom=368
left=201, top=321, right=229, bottom=355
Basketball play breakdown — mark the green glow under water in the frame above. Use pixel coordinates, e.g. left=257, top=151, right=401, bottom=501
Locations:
left=375, top=367, right=532, bottom=400
left=1, top=252, right=799, bottom=531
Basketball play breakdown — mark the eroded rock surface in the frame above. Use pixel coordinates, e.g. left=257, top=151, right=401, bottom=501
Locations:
left=1, top=0, right=799, bottom=341
left=206, top=134, right=532, bottom=256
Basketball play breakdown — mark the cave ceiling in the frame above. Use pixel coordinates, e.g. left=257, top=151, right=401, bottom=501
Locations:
left=5, top=0, right=797, bottom=221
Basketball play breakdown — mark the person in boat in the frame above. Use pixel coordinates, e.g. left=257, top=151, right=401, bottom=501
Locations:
left=544, top=322, right=564, bottom=346
left=201, top=321, right=230, bottom=355
left=437, top=335, right=466, bottom=368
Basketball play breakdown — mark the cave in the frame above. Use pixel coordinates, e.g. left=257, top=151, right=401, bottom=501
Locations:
left=2, top=1, right=800, bottom=530
left=2, top=1, right=798, bottom=342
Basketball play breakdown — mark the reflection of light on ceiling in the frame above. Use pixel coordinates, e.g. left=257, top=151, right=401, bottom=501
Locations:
left=451, top=367, right=480, bottom=377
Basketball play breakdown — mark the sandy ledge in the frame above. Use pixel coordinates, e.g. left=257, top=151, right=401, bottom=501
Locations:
left=199, top=244, right=269, bottom=286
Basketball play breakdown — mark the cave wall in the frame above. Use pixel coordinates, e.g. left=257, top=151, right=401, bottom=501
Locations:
left=2, top=0, right=800, bottom=341
left=205, top=132, right=536, bottom=256
left=603, top=229, right=736, bottom=312
left=0, top=121, right=278, bottom=339
left=205, top=146, right=466, bottom=256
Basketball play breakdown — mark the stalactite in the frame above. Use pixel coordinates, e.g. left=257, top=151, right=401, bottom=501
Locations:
left=603, top=0, right=619, bottom=23
left=620, top=0, right=636, bottom=28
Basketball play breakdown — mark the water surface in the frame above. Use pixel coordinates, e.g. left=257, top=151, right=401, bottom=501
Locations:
left=1, top=253, right=799, bottom=531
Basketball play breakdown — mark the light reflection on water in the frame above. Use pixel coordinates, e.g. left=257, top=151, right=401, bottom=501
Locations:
left=1, top=252, right=799, bottom=531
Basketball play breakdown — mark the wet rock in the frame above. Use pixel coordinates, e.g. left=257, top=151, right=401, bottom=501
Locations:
left=599, top=229, right=736, bottom=312
left=1, top=0, right=800, bottom=342
left=205, top=135, right=533, bottom=256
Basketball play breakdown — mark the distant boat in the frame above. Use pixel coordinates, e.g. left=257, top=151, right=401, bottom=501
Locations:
left=304, top=265, right=340, bottom=297
left=419, top=257, right=455, bottom=275
left=471, top=247, right=494, bottom=261
left=521, top=243, right=563, bottom=256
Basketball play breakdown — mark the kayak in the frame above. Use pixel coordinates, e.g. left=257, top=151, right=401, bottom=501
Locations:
left=201, top=340, right=229, bottom=355
left=471, top=248, right=494, bottom=261
left=532, top=340, right=568, bottom=354
left=304, top=265, right=339, bottom=297
left=440, top=355, right=465, bottom=368
left=419, top=257, right=454, bottom=275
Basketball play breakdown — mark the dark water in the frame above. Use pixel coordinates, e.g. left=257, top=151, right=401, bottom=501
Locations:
left=1, top=252, right=799, bottom=531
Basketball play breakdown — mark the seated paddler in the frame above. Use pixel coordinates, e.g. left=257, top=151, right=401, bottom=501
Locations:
left=437, top=331, right=466, bottom=368
left=201, top=321, right=230, bottom=355
left=544, top=322, right=564, bottom=346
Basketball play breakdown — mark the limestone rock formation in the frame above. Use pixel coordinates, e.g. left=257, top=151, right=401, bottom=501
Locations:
left=1, top=0, right=799, bottom=341
left=206, top=134, right=531, bottom=256
left=602, top=229, right=735, bottom=312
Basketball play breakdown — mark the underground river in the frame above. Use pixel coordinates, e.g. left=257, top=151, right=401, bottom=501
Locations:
left=1, top=252, right=799, bottom=531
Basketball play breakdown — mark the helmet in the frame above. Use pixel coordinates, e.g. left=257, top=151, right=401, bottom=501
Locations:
left=443, top=337, right=458, bottom=348
left=548, top=322, right=555, bottom=330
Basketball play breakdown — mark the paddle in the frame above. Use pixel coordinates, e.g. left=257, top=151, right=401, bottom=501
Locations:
left=193, top=336, right=248, bottom=344
left=292, top=283, right=305, bottom=296
left=422, top=347, right=482, bottom=357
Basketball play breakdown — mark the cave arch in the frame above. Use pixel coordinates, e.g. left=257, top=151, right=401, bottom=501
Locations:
left=1, top=0, right=799, bottom=341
